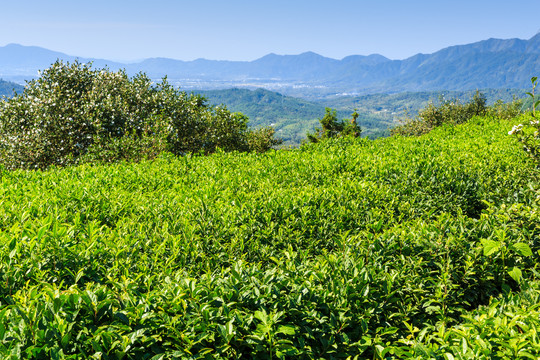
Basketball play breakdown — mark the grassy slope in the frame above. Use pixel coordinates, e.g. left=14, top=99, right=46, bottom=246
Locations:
left=0, top=116, right=539, bottom=358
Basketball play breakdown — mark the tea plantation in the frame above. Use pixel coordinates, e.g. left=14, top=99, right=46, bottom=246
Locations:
left=0, top=115, right=539, bottom=359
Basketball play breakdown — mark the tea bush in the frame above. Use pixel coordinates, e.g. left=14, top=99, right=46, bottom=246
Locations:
left=0, top=61, right=280, bottom=170
left=0, top=115, right=539, bottom=358
left=408, top=279, right=540, bottom=359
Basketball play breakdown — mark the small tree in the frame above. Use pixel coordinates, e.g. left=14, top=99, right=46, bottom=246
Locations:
left=307, top=108, right=361, bottom=143
left=246, top=126, right=283, bottom=153
left=342, top=109, right=361, bottom=137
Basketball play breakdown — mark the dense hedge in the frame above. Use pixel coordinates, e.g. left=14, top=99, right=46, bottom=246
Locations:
left=0, top=116, right=539, bottom=358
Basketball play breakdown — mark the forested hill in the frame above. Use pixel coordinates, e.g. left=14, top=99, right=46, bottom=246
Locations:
left=0, top=79, right=23, bottom=97
left=196, top=88, right=395, bottom=143
left=196, top=87, right=527, bottom=144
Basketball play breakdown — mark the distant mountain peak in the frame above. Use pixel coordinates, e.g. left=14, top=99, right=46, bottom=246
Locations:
left=255, top=51, right=329, bottom=61
left=1, top=35, right=540, bottom=95
left=298, top=51, right=323, bottom=57
left=257, top=53, right=279, bottom=59
left=341, top=54, right=390, bottom=64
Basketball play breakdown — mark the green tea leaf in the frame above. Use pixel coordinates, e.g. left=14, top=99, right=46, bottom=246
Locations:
left=461, top=338, right=468, bottom=354
left=511, top=243, right=533, bottom=257
left=444, top=353, right=455, bottom=360
left=277, top=325, right=296, bottom=335
left=254, top=310, right=268, bottom=324
left=480, top=239, right=501, bottom=256
left=508, top=267, right=522, bottom=283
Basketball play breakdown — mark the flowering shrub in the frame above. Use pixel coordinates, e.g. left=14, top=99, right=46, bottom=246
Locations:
left=509, top=77, right=540, bottom=164
left=0, top=61, right=279, bottom=169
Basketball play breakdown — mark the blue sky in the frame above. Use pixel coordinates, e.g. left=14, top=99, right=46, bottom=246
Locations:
left=1, top=0, right=540, bottom=62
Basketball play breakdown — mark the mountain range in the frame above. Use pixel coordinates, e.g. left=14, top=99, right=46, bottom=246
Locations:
left=1, top=34, right=540, bottom=97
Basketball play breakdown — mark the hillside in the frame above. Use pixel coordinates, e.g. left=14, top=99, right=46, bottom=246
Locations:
left=323, top=88, right=528, bottom=118
left=197, top=88, right=527, bottom=144
left=0, top=79, right=24, bottom=97
left=1, top=114, right=539, bottom=358
left=2, top=34, right=540, bottom=96
left=197, top=88, right=393, bottom=143
left=196, top=88, right=330, bottom=145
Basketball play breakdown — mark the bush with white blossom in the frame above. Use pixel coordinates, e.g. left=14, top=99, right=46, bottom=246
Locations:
left=509, top=77, right=540, bottom=163
left=0, top=61, right=279, bottom=170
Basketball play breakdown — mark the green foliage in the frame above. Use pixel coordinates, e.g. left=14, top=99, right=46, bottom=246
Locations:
left=307, top=108, right=361, bottom=143
left=391, top=91, right=489, bottom=136
left=0, top=115, right=539, bottom=358
left=392, top=91, right=525, bottom=137
left=197, top=88, right=394, bottom=144
left=407, top=282, right=540, bottom=359
left=246, top=126, right=283, bottom=153
left=197, top=88, right=528, bottom=145
left=197, top=88, right=349, bottom=145
left=509, top=77, right=540, bottom=164
left=488, top=97, right=524, bottom=120
left=0, top=61, right=281, bottom=170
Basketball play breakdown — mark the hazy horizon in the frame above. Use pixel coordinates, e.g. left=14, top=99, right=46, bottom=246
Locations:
left=1, top=0, right=540, bottom=62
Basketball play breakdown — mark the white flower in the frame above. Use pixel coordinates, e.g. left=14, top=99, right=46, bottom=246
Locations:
left=508, top=124, right=523, bottom=135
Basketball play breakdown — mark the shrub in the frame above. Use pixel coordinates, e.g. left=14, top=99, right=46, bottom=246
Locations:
left=392, top=91, right=488, bottom=136
left=509, top=77, right=540, bottom=164
left=198, top=108, right=249, bottom=154
left=246, top=126, right=283, bottom=153
left=488, top=98, right=523, bottom=120
left=0, top=61, right=281, bottom=170
left=79, top=116, right=169, bottom=164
